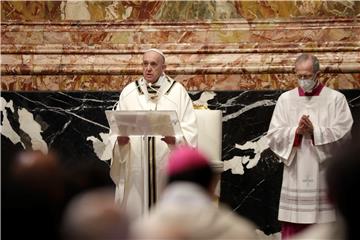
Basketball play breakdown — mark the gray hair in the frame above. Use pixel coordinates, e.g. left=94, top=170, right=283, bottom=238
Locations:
left=295, top=53, right=320, bottom=74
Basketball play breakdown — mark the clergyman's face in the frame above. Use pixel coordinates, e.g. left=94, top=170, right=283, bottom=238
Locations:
left=295, top=59, right=315, bottom=82
left=142, top=51, right=165, bottom=83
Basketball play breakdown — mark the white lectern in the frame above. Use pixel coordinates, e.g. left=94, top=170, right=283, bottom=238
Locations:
left=105, top=110, right=182, bottom=213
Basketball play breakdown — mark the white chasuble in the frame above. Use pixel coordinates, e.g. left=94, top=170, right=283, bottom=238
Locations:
left=108, top=75, right=198, bottom=220
left=266, top=86, right=353, bottom=224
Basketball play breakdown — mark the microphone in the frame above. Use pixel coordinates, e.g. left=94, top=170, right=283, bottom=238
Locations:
left=147, top=82, right=160, bottom=97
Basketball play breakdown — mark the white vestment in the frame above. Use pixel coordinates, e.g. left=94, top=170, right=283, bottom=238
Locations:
left=266, top=86, right=353, bottom=224
left=132, top=182, right=259, bottom=240
left=108, top=75, right=197, bottom=220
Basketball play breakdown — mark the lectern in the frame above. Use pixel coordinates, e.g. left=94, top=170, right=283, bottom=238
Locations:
left=105, top=110, right=182, bottom=213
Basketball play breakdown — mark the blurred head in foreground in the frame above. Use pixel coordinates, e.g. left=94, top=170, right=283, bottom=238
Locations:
left=61, top=188, right=130, bottom=240
left=4, top=150, right=65, bottom=240
left=166, top=146, right=216, bottom=193
left=132, top=146, right=259, bottom=240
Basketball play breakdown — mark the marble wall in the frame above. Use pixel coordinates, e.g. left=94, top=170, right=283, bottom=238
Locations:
left=1, top=0, right=360, bottom=236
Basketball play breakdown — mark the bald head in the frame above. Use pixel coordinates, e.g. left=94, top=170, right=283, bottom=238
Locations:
left=11, top=150, right=63, bottom=194
left=62, top=188, right=129, bottom=240
left=295, top=53, right=320, bottom=74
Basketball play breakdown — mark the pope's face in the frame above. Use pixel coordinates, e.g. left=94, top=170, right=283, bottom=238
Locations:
left=142, top=51, right=165, bottom=84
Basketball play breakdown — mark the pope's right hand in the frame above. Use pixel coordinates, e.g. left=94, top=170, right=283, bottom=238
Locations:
left=117, top=136, right=130, bottom=145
